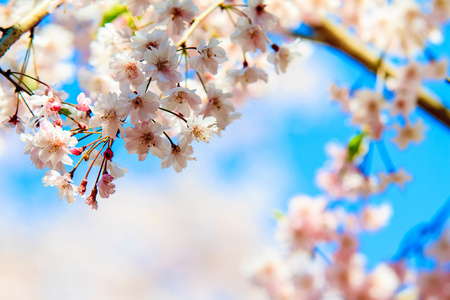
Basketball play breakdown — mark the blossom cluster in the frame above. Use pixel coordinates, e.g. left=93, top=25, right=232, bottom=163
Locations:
left=0, top=0, right=304, bottom=208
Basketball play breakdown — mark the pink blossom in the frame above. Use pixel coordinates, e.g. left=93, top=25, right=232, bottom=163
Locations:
left=76, top=92, right=91, bottom=112
left=188, top=38, right=228, bottom=75
left=97, top=174, right=116, bottom=199
left=89, top=92, right=128, bottom=139
left=109, top=53, right=145, bottom=87
left=227, top=65, right=268, bottom=90
left=197, top=84, right=238, bottom=131
left=230, top=17, right=268, bottom=53
left=130, top=29, right=170, bottom=60
left=143, top=42, right=182, bottom=91
left=33, top=120, right=78, bottom=170
left=119, top=84, right=159, bottom=125
left=392, top=119, right=425, bottom=150
left=268, top=40, right=302, bottom=74
left=245, top=0, right=279, bottom=30
left=124, top=121, right=170, bottom=161
left=42, top=170, right=77, bottom=204
left=179, top=115, right=218, bottom=144
left=277, top=195, right=337, bottom=251
left=360, top=203, right=392, bottom=231
left=160, top=87, right=202, bottom=117
left=161, top=142, right=196, bottom=173
left=155, top=0, right=198, bottom=36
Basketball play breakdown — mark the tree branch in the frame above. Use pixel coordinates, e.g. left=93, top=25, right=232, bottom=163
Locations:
left=0, top=0, right=62, bottom=61
left=295, top=19, right=450, bottom=129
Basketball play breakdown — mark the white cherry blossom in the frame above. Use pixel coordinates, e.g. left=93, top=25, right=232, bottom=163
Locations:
left=130, top=29, right=170, bottom=60
left=179, top=115, right=218, bottom=144
left=124, top=121, right=170, bottom=161
left=230, top=17, right=268, bottom=53
left=119, top=84, right=159, bottom=125
left=90, top=92, right=128, bottom=138
left=160, top=86, right=202, bottom=117
left=155, top=0, right=198, bottom=36
left=188, top=38, right=228, bottom=75
left=143, top=41, right=182, bottom=91
left=42, top=170, right=77, bottom=204
left=161, top=142, right=196, bottom=173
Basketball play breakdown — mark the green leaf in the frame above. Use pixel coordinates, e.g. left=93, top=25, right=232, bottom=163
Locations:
left=59, top=108, right=72, bottom=116
left=101, top=4, right=128, bottom=27
left=347, top=132, right=365, bottom=162
left=273, top=210, right=285, bottom=221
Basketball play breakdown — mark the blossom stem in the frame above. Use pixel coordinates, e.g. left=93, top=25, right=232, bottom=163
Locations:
left=76, top=129, right=102, bottom=142
left=18, top=91, right=35, bottom=116
left=69, top=137, right=108, bottom=177
left=196, top=71, right=208, bottom=94
left=376, top=140, right=396, bottom=173
left=145, top=77, right=152, bottom=93
left=10, top=71, right=51, bottom=89
left=313, top=246, right=332, bottom=265
left=83, top=140, right=108, bottom=179
left=159, top=107, right=188, bottom=123
left=0, top=67, right=33, bottom=96
left=224, top=7, right=236, bottom=26
left=62, top=102, right=77, bottom=108
left=176, top=0, right=225, bottom=47
left=360, top=141, right=373, bottom=175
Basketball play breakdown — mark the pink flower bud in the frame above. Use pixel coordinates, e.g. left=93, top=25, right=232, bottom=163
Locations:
left=85, top=187, right=98, bottom=210
left=78, top=179, right=88, bottom=196
left=50, top=100, right=61, bottom=112
left=103, top=147, right=114, bottom=161
left=69, top=147, right=85, bottom=156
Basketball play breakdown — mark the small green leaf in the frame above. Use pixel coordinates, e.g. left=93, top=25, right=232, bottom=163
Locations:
left=347, top=132, right=365, bottom=162
left=101, top=4, right=128, bottom=27
left=274, top=210, right=285, bottom=221
left=59, top=108, right=72, bottom=116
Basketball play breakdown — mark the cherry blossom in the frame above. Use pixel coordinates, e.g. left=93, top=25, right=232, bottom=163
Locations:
left=97, top=173, right=116, bottom=199
left=179, top=115, right=218, bottom=144
left=118, top=84, right=159, bottom=125
left=230, top=17, right=268, bottom=53
left=197, top=84, right=238, bottom=131
left=143, top=41, right=182, bottom=91
left=188, top=38, right=228, bottom=75
left=32, top=119, right=78, bottom=170
left=89, top=92, right=127, bottom=138
left=160, top=86, right=202, bottom=117
left=130, top=29, right=170, bottom=60
left=109, top=53, right=145, bottom=87
left=392, top=119, right=425, bottom=150
left=244, top=0, right=279, bottom=30
left=268, top=40, right=302, bottom=74
left=124, top=121, right=170, bottom=161
left=154, top=0, right=198, bottom=36
left=227, top=65, right=268, bottom=90
left=161, top=142, right=196, bottom=173
left=42, top=170, right=77, bottom=204
left=76, top=92, right=92, bottom=112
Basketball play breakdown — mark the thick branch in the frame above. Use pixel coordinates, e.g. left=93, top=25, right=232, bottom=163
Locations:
left=0, top=0, right=62, bottom=60
left=302, top=19, right=450, bottom=128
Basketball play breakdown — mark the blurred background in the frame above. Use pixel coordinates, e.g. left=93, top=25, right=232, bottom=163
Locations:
left=0, top=2, right=449, bottom=299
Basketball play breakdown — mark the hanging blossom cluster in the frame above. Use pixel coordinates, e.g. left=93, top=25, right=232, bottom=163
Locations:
left=0, top=0, right=304, bottom=209
left=238, top=0, right=450, bottom=299
left=246, top=194, right=450, bottom=299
